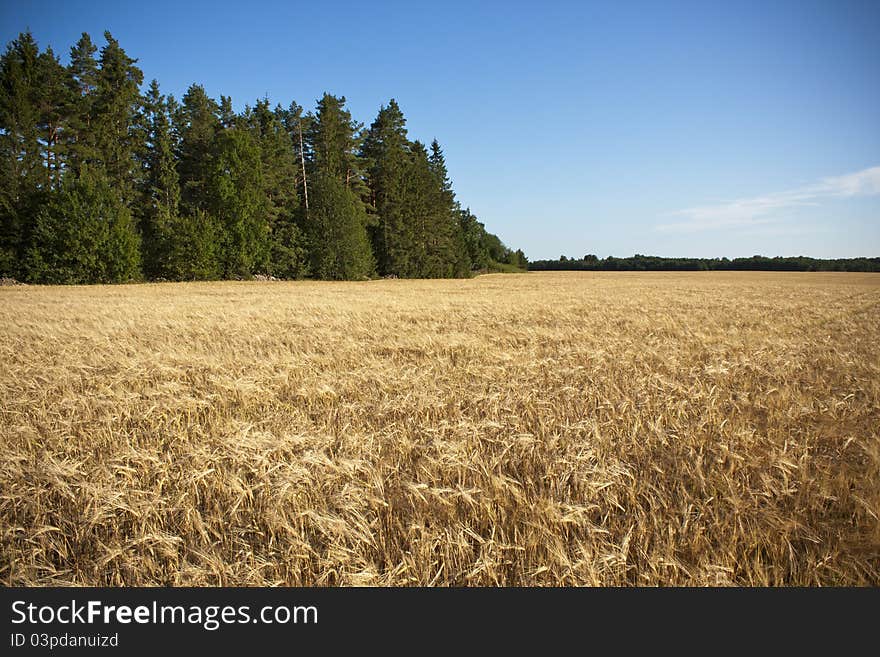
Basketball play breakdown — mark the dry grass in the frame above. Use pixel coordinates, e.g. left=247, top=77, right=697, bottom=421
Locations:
left=1, top=271, right=878, bottom=586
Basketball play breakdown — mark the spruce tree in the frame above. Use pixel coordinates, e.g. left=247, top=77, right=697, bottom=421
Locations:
left=66, top=32, right=100, bottom=174
left=219, top=95, right=236, bottom=129
left=245, top=98, right=305, bottom=278
left=208, top=126, right=269, bottom=277
left=403, top=141, right=433, bottom=276
left=361, top=99, right=413, bottom=276
left=176, top=84, right=219, bottom=213
left=93, top=31, right=144, bottom=205
left=306, top=94, right=364, bottom=183
left=459, top=207, right=490, bottom=271
left=139, top=79, right=180, bottom=278
left=427, top=139, right=470, bottom=277
left=308, top=172, right=374, bottom=280
left=362, top=103, right=471, bottom=279
left=304, top=94, right=374, bottom=279
left=164, top=209, right=221, bottom=280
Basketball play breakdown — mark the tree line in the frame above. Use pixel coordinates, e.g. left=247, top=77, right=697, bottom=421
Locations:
left=0, top=31, right=525, bottom=284
left=529, top=254, right=880, bottom=272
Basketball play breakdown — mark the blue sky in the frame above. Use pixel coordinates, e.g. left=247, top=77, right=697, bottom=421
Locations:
left=2, top=0, right=879, bottom=259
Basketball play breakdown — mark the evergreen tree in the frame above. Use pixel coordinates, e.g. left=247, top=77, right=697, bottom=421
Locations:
left=277, top=101, right=311, bottom=221
left=427, top=139, right=470, bottom=277
left=65, top=32, right=100, bottom=174
left=176, top=83, right=219, bottom=213
left=164, top=209, right=221, bottom=280
left=26, top=167, right=141, bottom=283
left=139, top=79, right=180, bottom=278
left=245, top=98, right=306, bottom=277
left=459, top=207, right=490, bottom=270
left=361, top=99, right=412, bottom=276
left=93, top=31, right=144, bottom=205
left=208, top=126, right=269, bottom=277
left=305, top=94, right=374, bottom=279
left=401, top=140, right=464, bottom=278
left=218, top=94, right=236, bottom=129
left=306, top=94, right=364, bottom=182
left=36, top=47, right=71, bottom=190
left=363, top=103, right=469, bottom=278
left=1, top=29, right=527, bottom=283
left=0, top=32, right=46, bottom=277
left=307, top=172, right=374, bottom=280
left=402, top=141, right=434, bottom=276
left=481, top=228, right=508, bottom=263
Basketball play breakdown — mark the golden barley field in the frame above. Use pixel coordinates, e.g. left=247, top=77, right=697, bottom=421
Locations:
left=1, top=271, right=878, bottom=586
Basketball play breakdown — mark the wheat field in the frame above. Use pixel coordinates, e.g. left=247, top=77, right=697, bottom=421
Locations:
left=1, top=271, right=878, bottom=586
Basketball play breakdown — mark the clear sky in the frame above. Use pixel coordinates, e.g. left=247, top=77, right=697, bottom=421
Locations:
left=2, top=0, right=879, bottom=260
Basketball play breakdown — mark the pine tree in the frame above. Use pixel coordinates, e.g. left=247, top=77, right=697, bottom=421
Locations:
left=36, top=47, right=71, bottom=190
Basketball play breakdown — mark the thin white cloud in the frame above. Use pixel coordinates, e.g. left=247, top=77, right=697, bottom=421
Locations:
left=657, top=165, right=880, bottom=233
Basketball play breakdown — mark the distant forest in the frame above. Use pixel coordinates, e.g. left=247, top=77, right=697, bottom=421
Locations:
left=0, top=31, right=527, bottom=284
left=530, top=254, right=880, bottom=272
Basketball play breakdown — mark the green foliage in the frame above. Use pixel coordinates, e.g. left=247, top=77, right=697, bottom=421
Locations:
left=307, top=94, right=365, bottom=187
left=0, top=30, right=526, bottom=283
left=307, top=172, right=375, bottom=280
left=245, top=99, right=299, bottom=222
left=361, top=99, right=410, bottom=275
left=208, top=127, right=270, bottom=277
left=303, top=94, right=375, bottom=280
left=163, top=209, right=222, bottom=280
left=93, top=31, right=143, bottom=205
left=403, top=141, right=450, bottom=277
left=528, top=254, right=880, bottom=272
left=66, top=32, right=100, bottom=173
left=362, top=103, right=473, bottom=278
left=510, top=249, right=528, bottom=268
left=139, top=79, right=181, bottom=278
left=459, top=208, right=489, bottom=270
left=26, top=168, right=141, bottom=283
left=176, top=84, right=219, bottom=213
left=244, top=98, right=306, bottom=279
left=486, top=259, right=526, bottom=273
left=0, top=32, right=48, bottom=276
left=269, top=220, right=307, bottom=279
left=36, top=47, right=71, bottom=190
